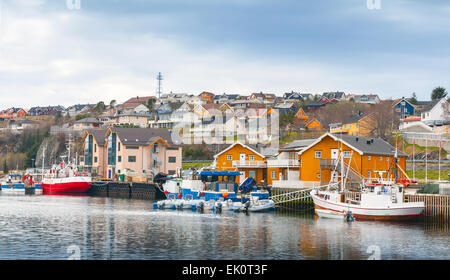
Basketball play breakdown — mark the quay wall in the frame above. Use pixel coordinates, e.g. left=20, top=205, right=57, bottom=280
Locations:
left=89, top=181, right=165, bottom=200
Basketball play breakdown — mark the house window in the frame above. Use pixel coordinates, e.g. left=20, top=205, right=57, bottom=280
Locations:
left=126, top=146, right=139, bottom=150
left=271, top=170, right=276, bottom=179
left=368, top=171, right=371, bottom=179
left=94, top=157, right=97, bottom=163
left=94, top=144, right=97, bottom=153
left=128, top=156, right=136, bottom=162
left=249, top=171, right=256, bottom=178
left=118, top=156, right=121, bottom=162
left=80, top=157, right=84, bottom=162
left=168, top=157, right=176, bottom=163
left=249, top=155, right=255, bottom=161
left=118, top=142, right=121, bottom=151
left=317, top=173, right=321, bottom=179
left=380, top=156, right=383, bottom=161
left=227, top=155, right=232, bottom=161
left=368, top=156, right=371, bottom=160
left=315, top=151, right=322, bottom=158
left=344, top=151, right=351, bottom=158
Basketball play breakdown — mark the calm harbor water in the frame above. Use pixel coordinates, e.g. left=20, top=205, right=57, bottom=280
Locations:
left=0, top=193, right=448, bottom=260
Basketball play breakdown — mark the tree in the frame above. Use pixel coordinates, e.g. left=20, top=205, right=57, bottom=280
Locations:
left=410, top=92, right=418, bottom=105
left=360, top=100, right=399, bottom=143
left=109, top=99, right=117, bottom=109
left=93, top=101, right=106, bottom=115
left=431, top=87, right=447, bottom=100
left=146, top=98, right=156, bottom=115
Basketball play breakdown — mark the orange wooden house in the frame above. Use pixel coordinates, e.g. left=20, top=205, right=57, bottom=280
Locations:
left=214, top=142, right=268, bottom=185
left=295, top=108, right=323, bottom=130
left=298, top=133, right=407, bottom=185
left=0, top=108, right=27, bottom=119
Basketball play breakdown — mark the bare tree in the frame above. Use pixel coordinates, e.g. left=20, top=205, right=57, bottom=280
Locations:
left=361, top=100, right=400, bottom=143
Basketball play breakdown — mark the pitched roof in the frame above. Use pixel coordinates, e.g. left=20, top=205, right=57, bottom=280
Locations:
left=75, top=117, right=102, bottom=124
left=421, top=98, right=442, bottom=113
left=108, top=127, right=180, bottom=146
left=86, top=129, right=109, bottom=146
left=280, top=139, right=316, bottom=151
left=299, top=133, right=407, bottom=157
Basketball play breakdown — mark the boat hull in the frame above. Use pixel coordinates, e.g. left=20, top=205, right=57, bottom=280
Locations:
left=311, top=192, right=424, bottom=221
left=43, top=177, right=92, bottom=193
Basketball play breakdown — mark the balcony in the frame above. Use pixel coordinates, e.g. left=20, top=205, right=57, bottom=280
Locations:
left=232, top=160, right=266, bottom=168
left=319, top=158, right=337, bottom=169
left=267, top=159, right=300, bottom=168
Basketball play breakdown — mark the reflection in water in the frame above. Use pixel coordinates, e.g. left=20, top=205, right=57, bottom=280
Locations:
left=0, top=193, right=448, bottom=260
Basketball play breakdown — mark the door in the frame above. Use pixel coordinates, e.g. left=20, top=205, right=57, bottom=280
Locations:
left=240, top=153, right=246, bottom=166
left=331, top=149, right=339, bottom=159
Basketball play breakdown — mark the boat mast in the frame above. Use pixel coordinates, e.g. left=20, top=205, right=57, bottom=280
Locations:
left=340, top=132, right=344, bottom=192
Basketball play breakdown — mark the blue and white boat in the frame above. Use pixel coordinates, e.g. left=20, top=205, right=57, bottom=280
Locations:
left=1, top=174, right=42, bottom=194
left=161, top=170, right=270, bottom=202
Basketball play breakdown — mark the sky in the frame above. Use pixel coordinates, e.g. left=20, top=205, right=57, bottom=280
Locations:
left=0, top=0, right=449, bottom=109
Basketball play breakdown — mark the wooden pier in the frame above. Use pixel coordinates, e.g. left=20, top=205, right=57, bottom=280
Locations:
left=404, top=194, right=450, bottom=223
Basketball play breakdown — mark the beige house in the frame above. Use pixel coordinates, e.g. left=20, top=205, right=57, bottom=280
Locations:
left=81, top=127, right=183, bottom=179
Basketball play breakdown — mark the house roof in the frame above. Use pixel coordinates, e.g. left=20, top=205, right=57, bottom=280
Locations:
left=214, top=142, right=267, bottom=159
left=342, top=112, right=370, bottom=124
left=299, top=133, right=407, bottom=157
left=280, top=139, right=316, bottom=151
left=85, top=129, right=109, bottom=146
left=76, top=117, right=102, bottom=124
left=107, top=127, right=181, bottom=147
left=421, top=98, right=442, bottom=113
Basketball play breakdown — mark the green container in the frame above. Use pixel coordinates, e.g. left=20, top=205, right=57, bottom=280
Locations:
left=119, top=174, right=125, bottom=182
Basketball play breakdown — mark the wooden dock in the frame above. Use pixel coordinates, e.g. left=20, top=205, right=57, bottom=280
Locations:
left=404, top=194, right=450, bottom=223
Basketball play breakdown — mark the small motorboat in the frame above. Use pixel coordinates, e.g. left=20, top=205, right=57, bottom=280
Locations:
left=236, top=198, right=276, bottom=212
left=174, top=194, right=196, bottom=210
left=247, top=199, right=276, bottom=212
left=315, top=209, right=355, bottom=221
left=156, top=194, right=178, bottom=210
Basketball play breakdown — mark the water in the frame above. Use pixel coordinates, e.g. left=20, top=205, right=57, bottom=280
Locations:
left=0, top=193, right=448, bottom=260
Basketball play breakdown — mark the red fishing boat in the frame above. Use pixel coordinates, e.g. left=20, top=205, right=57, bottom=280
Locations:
left=42, top=163, right=92, bottom=194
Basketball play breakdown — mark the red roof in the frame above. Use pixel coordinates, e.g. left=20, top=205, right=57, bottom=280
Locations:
left=403, top=116, right=421, bottom=122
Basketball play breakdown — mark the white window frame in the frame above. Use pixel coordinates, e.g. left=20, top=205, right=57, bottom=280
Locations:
left=227, top=154, right=232, bottom=161
left=315, top=151, right=322, bottom=159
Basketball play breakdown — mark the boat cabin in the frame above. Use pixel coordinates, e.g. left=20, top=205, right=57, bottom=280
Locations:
left=198, top=171, right=240, bottom=193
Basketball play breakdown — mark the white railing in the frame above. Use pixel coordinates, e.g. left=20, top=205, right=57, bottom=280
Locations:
left=271, top=180, right=319, bottom=189
left=267, top=159, right=300, bottom=167
left=232, top=160, right=266, bottom=168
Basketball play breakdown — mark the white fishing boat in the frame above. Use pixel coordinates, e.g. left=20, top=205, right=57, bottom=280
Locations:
left=311, top=143, right=425, bottom=221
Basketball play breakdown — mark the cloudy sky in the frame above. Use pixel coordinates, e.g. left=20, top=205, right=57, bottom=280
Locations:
left=0, top=0, right=449, bottom=109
